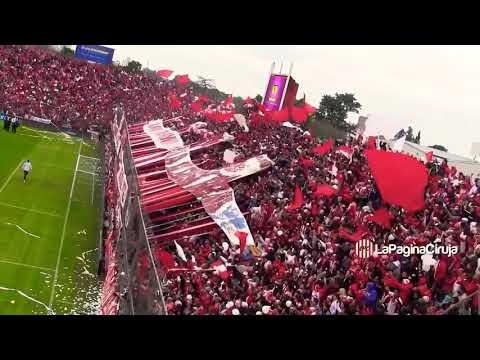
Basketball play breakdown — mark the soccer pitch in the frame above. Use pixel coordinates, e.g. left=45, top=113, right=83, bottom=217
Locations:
left=0, top=125, right=102, bottom=315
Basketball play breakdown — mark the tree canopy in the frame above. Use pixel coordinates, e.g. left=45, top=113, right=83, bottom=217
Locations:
left=314, top=93, right=361, bottom=133
left=430, top=144, right=448, bottom=152
left=124, top=60, right=142, bottom=73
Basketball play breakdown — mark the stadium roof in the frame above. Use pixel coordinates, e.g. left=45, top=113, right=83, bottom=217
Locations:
left=403, top=141, right=475, bottom=163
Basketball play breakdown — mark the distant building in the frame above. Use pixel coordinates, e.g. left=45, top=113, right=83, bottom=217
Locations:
left=389, top=140, right=480, bottom=176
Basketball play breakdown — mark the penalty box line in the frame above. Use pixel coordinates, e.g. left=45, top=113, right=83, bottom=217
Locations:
left=0, top=161, right=23, bottom=193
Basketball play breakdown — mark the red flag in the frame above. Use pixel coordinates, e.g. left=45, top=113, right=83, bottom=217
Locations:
left=191, top=101, right=203, bottom=113
left=156, top=69, right=173, bottom=79
left=300, top=157, right=315, bottom=169
left=365, top=149, right=428, bottom=213
left=336, top=145, right=353, bottom=158
left=314, top=184, right=337, bottom=198
left=168, top=93, right=181, bottom=110
left=235, top=231, right=248, bottom=255
left=302, top=97, right=316, bottom=114
left=312, top=138, right=334, bottom=156
left=291, top=105, right=308, bottom=124
left=257, top=103, right=266, bottom=114
left=223, top=95, right=233, bottom=106
left=366, top=208, right=394, bottom=229
left=198, top=95, right=210, bottom=104
left=367, top=136, right=376, bottom=150
left=425, top=151, right=433, bottom=162
left=338, top=226, right=367, bottom=242
left=155, top=250, right=175, bottom=270
left=243, top=96, right=253, bottom=105
left=212, top=260, right=230, bottom=281
left=271, top=107, right=290, bottom=124
left=175, top=74, right=190, bottom=86
left=288, top=185, right=304, bottom=210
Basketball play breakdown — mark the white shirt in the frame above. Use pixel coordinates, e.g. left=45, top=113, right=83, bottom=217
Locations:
left=23, top=161, right=32, bottom=172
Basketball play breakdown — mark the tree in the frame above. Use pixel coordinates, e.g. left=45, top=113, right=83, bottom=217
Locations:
left=393, top=128, right=406, bottom=140
left=124, top=60, right=142, bottom=73
left=143, top=67, right=160, bottom=79
left=196, top=76, right=216, bottom=90
left=414, top=131, right=421, bottom=144
left=61, top=46, right=74, bottom=57
left=430, top=144, right=448, bottom=152
left=233, top=96, right=246, bottom=114
left=314, top=93, right=361, bottom=133
left=405, top=126, right=415, bottom=142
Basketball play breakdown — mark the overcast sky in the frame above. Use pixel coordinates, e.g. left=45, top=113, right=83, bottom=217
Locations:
left=109, top=45, right=480, bottom=157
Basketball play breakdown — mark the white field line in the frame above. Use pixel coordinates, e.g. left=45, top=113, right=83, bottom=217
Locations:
left=48, top=141, right=83, bottom=310
left=0, top=286, right=55, bottom=314
left=0, top=201, right=62, bottom=218
left=4, top=222, right=40, bottom=239
left=0, top=259, right=54, bottom=272
left=0, top=161, right=23, bottom=193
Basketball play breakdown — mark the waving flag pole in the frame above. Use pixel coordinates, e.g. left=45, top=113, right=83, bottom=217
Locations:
left=278, top=62, right=293, bottom=110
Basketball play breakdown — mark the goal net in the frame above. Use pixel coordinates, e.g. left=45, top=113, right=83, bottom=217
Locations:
left=72, top=155, right=102, bottom=206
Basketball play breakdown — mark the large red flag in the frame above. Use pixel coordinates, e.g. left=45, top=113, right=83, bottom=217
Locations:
left=175, top=74, right=190, bottom=86
left=288, top=185, right=304, bottom=210
left=168, top=93, right=181, bottom=110
left=425, top=151, right=433, bottom=163
left=303, top=101, right=316, bottom=115
left=291, top=105, right=308, bottom=124
left=271, top=107, right=290, bottom=124
left=314, top=184, right=337, bottom=198
left=313, top=138, right=334, bottom=156
left=235, top=231, right=248, bottom=255
left=156, top=69, right=173, bottom=79
left=365, top=149, right=428, bottom=213
left=366, top=207, right=394, bottom=229
left=367, top=136, right=376, bottom=150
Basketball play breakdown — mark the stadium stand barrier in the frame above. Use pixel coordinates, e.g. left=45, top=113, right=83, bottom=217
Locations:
left=98, top=109, right=166, bottom=315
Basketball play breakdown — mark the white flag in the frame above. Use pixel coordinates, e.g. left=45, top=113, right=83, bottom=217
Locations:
left=233, top=114, right=249, bottom=132
left=392, top=136, right=406, bottom=152
left=174, top=241, right=187, bottom=262
left=223, top=149, right=236, bottom=164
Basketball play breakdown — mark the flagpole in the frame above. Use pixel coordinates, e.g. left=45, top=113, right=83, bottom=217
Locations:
left=279, top=62, right=293, bottom=110
left=261, top=62, right=275, bottom=106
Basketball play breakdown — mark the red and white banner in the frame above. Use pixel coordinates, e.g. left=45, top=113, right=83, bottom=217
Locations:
left=26, top=114, right=52, bottom=125
left=115, top=148, right=128, bottom=210
left=142, top=119, right=273, bottom=247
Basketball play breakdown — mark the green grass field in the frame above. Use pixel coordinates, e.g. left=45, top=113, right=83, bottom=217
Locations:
left=0, top=124, right=102, bottom=315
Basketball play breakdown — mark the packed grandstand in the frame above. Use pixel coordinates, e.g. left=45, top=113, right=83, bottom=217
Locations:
left=1, top=45, right=480, bottom=315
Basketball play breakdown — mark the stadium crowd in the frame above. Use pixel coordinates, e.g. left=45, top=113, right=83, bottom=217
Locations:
left=156, top=107, right=480, bottom=316
left=0, top=45, right=192, bottom=132
left=1, top=45, right=479, bottom=315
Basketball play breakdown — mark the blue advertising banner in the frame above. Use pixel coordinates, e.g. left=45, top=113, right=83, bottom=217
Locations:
left=75, top=45, right=115, bottom=65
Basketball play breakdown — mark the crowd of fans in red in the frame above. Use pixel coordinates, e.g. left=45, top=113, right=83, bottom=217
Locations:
left=1, top=45, right=479, bottom=315
left=0, top=45, right=192, bottom=130
left=161, top=114, right=480, bottom=315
